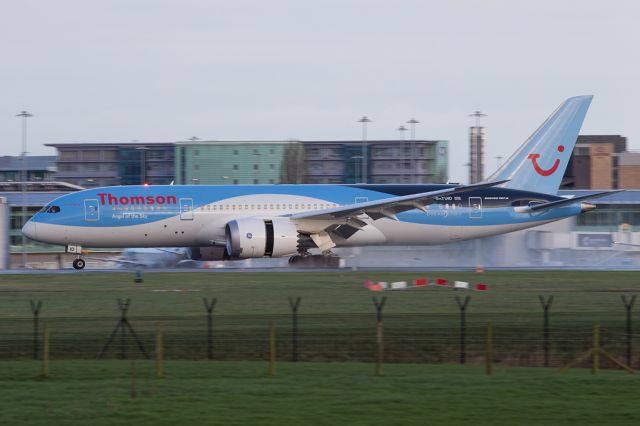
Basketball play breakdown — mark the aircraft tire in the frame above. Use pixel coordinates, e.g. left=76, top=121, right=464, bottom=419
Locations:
left=73, top=258, right=86, bottom=270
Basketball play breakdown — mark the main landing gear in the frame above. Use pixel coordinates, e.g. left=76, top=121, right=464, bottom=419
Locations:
left=288, top=249, right=340, bottom=268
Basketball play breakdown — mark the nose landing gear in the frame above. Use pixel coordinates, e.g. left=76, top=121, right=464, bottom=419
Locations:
left=72, top=258, right=86, bottom=270
left=67, top=245, right=86, bottom=270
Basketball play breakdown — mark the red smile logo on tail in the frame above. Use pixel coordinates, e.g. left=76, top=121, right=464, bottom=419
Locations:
left=528, top=145, right=565, bottom=176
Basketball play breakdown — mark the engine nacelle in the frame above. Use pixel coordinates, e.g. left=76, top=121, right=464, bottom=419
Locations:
left=225, top=218, right=299, bottom=259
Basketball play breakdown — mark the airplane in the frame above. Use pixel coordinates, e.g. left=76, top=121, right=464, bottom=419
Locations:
left=23, top=95, right=618, bottom=270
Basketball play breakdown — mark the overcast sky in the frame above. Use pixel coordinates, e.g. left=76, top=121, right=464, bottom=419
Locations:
left=1, top=0, right=639, bottom=183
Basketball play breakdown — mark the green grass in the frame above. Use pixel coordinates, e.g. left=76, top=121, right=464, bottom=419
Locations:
left=0, top=270, right=638, bottom=317
left=1, top=360, right=639, bottom=426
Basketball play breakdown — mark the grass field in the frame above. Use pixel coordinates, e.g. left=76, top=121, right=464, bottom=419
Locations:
left=1, top=271, right=639, bottom=425
left=0, top=270, right=638, bottom=364
left=1, top=360, right=639, bottom=426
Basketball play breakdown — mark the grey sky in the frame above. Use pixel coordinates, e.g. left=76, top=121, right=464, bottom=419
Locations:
left=1, top=0, right=639, bottom=183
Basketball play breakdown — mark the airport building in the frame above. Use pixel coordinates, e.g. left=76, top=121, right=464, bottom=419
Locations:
left=0, top=155, right=57, bottom=182
left=561, top=135, right=640, bottom=189
left=174, top=140, right=302, bottom=185
left=45, top=142, right=175, bottom=187
left=303, top=140, right=448, bottom=184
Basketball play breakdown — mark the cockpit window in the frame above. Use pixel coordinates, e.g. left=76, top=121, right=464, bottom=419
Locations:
left=40, top=205, right=61, bottom=213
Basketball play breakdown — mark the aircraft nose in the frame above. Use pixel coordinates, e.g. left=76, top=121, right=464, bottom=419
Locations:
left=22, top=220, right=37, bottom=240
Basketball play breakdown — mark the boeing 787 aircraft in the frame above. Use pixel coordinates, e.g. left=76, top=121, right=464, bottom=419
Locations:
left=23, top=96, right=616, bottom=269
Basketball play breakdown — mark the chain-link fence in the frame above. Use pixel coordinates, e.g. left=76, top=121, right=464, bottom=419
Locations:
left=1, top=300, right=638, bottom=370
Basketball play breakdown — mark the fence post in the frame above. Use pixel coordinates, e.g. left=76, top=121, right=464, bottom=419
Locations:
left=455, top=296, right=471, bottom=364
left=131, top=360, right=137, bottom=400
left=42, top=323, right=49, bottom=379
left=155, top=321, right=163, bottom=379
left=592, top=324, right=600, bottom=375
left=268, top=321, right=276, bottom=376
left=538, top=295, right=553, bottom=367
left=288, top=297, right=301, bottom=362
left=372, top=296, right=386, bottom=324
left=372, top=296, right=386, bottom=377
left=376, top=321, right=384, bottom=377
left=30, top=300, right=42, bottom=360
left=203, top=298, right=217, bottom=360
left=622, top=295, right=636, bottom=368
left=486, top=323, right=493, bottom=376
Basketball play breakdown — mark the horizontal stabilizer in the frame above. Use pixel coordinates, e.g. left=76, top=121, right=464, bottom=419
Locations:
left=515, top=190, right=622, bottom=213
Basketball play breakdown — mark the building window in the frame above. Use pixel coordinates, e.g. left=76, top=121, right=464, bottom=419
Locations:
left=60, top=151, right=77, bottom=161
left=269, top=179, right=274, bottom=184
left=269, top=164, right=275, bottom=170
left=82, top=151, right=100, bottom=161
left=233, top=179, right=239, bottom=184
left=233, top=149, right=239, bottom=155
left=254, top=179, right=259, bottom=184
left=194, top=149, right=199, bottom=156
left=439, top=146, right=447, bottom=156
left=269, top=148, right=275, bottom=155
left=233, top=165, right=238, bottom=170
left=253, top=164, right=259, bottom=170
left=193, top=164, right=200, bottom=171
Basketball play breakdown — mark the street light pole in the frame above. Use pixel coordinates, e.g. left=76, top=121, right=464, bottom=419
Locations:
left=358, top=116, right=371, bottom=184
left=407, top=118, right=419, bottom=183
left=397, top=125, right=408, bottom=181
left=16, top=111, right=33, bottom=269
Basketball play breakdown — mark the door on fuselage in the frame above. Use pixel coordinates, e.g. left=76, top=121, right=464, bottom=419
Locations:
left=84, top=199, right=100, bottom=222
left=179, top=198, right=194, bottom=220
left=469, top=197, right=482, bottom=219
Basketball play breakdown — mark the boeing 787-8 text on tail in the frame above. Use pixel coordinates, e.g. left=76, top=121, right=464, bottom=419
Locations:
left=23, top=96, right=617, bottom=269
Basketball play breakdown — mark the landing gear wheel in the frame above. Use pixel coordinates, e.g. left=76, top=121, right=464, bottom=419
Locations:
left=72, top=258, right=86, bottom=270
left=288, top=254, right=340, bottom=268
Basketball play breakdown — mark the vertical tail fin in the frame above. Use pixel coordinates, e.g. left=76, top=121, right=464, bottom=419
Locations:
left=486, top=95, right=593, bottom=194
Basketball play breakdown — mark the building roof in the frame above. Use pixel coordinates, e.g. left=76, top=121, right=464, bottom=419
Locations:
left=302, top=139, right=445, bottom=145
left=174, top=140, right=301, bottom=146
left=0, top=156, right=56, bottom=171
left=45, top=142, right=174, bottom=148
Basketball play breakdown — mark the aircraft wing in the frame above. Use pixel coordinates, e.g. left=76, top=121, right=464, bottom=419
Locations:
left=290, top=180, right=509, bottom=222
left=517, top=190, right=622, bottom=213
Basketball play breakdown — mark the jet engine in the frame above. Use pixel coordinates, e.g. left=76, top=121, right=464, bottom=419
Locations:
left=225, top=217, right=299, bottom=259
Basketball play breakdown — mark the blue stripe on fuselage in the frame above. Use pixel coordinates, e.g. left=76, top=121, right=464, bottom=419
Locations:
left=29, top=184, right=571, bottom=228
